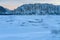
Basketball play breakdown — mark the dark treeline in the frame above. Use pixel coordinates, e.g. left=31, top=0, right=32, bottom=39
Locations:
left=0, top=3, right=60, bottom=15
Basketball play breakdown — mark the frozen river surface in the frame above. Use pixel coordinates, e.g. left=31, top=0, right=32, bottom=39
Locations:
left=0, top=15, right=60, bottom=40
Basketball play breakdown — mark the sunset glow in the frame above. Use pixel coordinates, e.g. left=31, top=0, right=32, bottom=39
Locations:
left=0, top=0, right=60, bottom=10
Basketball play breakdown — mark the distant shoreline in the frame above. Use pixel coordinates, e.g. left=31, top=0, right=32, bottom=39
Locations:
left=0, top=3, right=60, bottom=15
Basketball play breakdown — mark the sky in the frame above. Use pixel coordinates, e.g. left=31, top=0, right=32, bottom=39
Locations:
left=0, top=0, right=60, bottom=10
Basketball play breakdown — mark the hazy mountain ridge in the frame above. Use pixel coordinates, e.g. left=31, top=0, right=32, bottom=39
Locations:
left=0, top=6, right=11, bottom=15
left=0, top=3, right=60, bottom=15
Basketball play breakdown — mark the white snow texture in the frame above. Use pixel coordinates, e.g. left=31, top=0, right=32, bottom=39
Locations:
left=0, top=15, right=60, bottom=40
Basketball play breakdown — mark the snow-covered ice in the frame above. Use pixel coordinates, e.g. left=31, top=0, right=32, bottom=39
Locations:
left=0, top=15, right=60, bottom=40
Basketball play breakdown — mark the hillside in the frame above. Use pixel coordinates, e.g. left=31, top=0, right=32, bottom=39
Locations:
left=0, top=3, right=60, bottom=15
left=0, top=6, right=11, bottom=15
left=13, top=3, right=60, bottom=15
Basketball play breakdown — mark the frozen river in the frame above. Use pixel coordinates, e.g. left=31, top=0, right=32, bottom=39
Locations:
left=0, top=15, right=60, bottom=40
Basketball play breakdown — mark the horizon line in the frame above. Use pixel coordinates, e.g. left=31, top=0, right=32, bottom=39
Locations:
left=0, top=3, right=60, bottom=10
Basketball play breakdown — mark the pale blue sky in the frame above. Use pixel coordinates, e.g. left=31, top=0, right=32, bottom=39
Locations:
left=0, top=0, right=60, bottom=10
